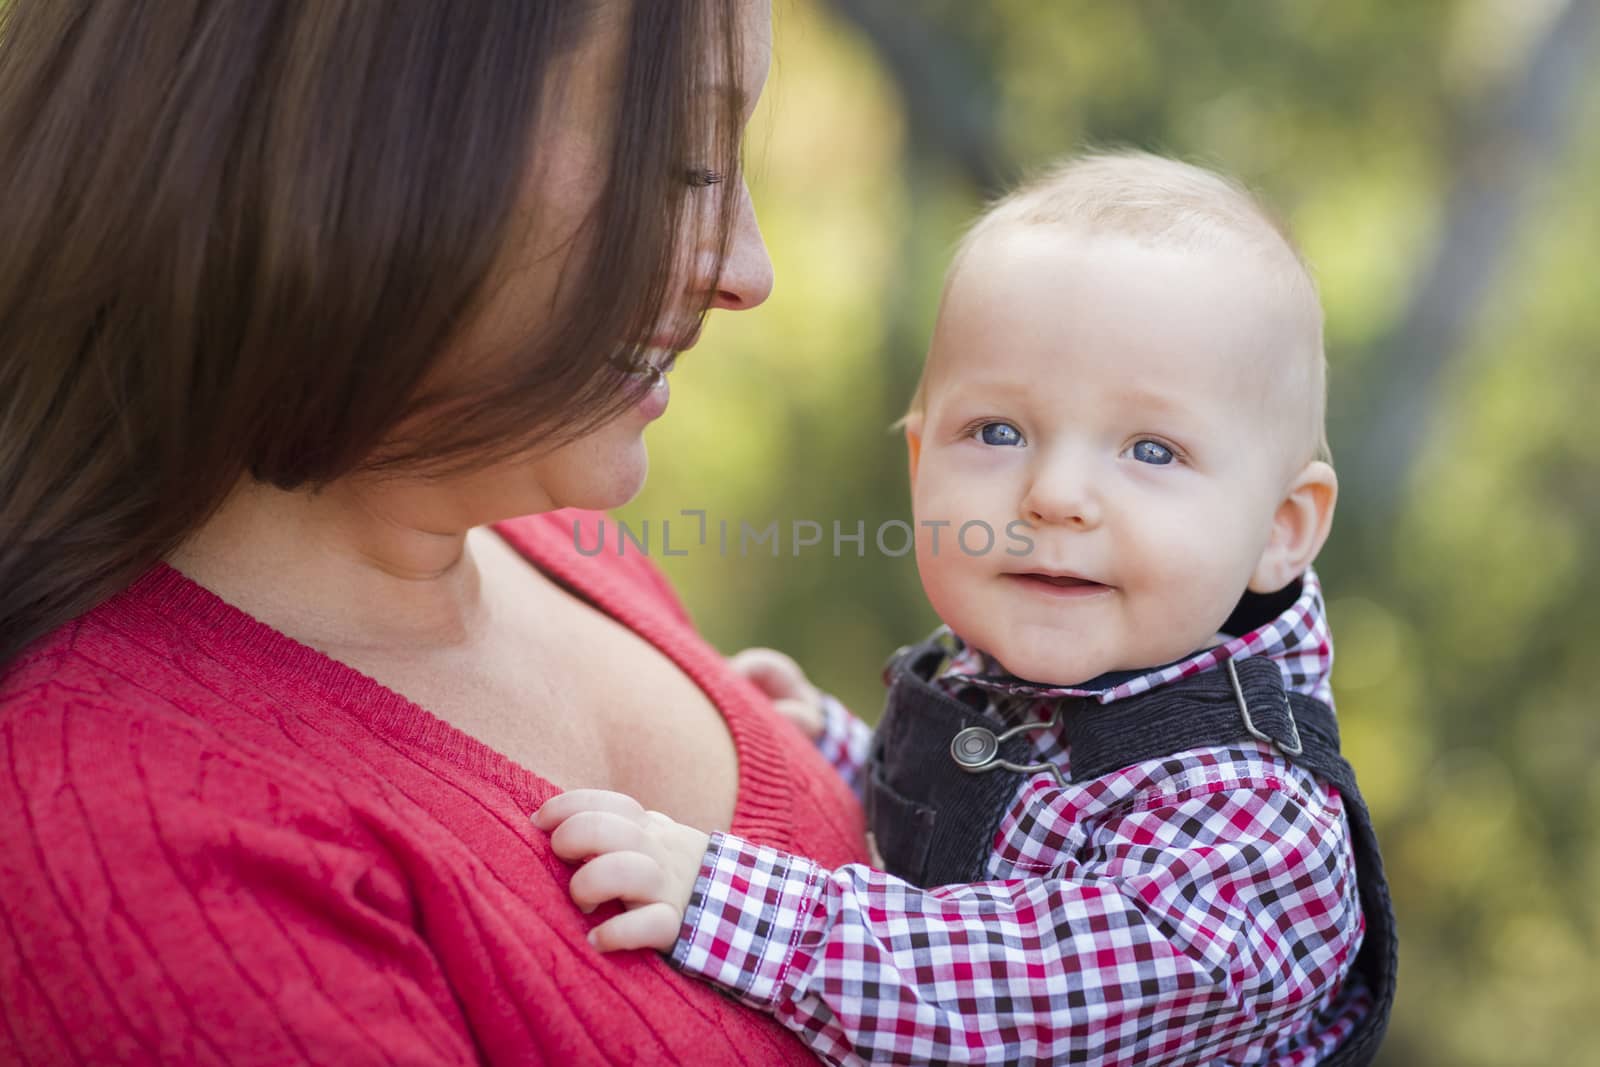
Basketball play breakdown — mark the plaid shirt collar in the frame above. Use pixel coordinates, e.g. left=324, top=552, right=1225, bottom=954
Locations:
left=937, top=566, right=1335, bottom=710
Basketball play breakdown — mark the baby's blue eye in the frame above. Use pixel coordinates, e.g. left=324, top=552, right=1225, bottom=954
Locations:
left=1131, top=440, right=1174, bottom=465
left=979, top=422, right=1023, bottom=447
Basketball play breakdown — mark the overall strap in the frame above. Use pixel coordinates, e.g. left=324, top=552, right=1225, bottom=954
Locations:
left=1065, top=657, right=1328, bottom=782
left=1064, top=657, right=1396, bottom=1066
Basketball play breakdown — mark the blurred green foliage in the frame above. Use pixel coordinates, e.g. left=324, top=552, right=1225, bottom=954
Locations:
left=619, top=2, right=1600, bottom=1062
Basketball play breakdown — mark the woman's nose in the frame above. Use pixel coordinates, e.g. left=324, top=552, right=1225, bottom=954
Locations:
left=1021, top=457, right=1103, bottom=529
left=706, top=182, right=774, bottom=312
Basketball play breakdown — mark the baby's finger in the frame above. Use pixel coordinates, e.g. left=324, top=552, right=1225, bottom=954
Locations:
left=547, top=810, right=648, bottom=864
left=533, top=788, right=646, bottom=830
left=727, top=648, right=801, bottom=696
left=727, top=646, right=787, bottom=672
left=568, top=850, right=663, bottom=914
left=588, top=902, right=684, bottom=953
left=773, top=696, right=825, bottom=739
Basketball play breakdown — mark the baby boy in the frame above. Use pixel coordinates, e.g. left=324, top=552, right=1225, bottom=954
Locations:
left=537, top=151, right=1394, bottom=1066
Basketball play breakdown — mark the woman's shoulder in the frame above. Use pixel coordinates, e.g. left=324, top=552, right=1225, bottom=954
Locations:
left=0, top=611, right=358, bottom=831
left=0, top=626, right=479, bottom=1065
left=0, top=616, right=174, bottom=739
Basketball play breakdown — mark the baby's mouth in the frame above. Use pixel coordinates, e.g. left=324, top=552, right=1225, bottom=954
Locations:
left=1005, top=572, right=1111, bottom=596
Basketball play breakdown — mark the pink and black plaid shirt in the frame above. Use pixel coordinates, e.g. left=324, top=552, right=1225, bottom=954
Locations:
left=672, top=570, right=1372, bottom=1065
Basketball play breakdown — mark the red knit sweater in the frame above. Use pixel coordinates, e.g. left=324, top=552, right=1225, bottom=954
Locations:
left=0, top=510, right=867, bottom=1065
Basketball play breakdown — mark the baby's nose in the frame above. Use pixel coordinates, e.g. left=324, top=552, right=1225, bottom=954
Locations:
left=1021, top=460, right=1103, bottom=529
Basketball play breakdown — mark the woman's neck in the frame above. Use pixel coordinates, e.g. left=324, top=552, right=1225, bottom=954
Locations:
left=164, top=475, right=497, bottom=653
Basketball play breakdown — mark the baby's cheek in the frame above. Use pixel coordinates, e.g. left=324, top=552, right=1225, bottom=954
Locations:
left=1137, top=545, right=1252, bottom=650
left=916, top=556, right=972, bottom=634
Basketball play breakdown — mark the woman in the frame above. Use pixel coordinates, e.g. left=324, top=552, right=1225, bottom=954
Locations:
left=0, top=2, right=867, bottom=1063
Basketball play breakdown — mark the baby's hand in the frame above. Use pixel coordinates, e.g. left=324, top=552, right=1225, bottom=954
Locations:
left=533, top=790, right=710, bottom=952
left=728, top=646, right=825, bottom=739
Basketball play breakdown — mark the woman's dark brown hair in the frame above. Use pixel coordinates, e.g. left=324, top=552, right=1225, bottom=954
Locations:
left=0, top=0, right=746, bottom=671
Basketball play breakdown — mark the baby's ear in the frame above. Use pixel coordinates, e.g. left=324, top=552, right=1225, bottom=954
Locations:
left=1249, top=460, right=1338, bottom=594
left=903, top=414, right=923, bottom=481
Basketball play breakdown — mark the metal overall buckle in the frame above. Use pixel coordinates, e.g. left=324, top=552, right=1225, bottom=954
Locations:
left=1225, top=658, right=1303, bottom=756
left=949, top=707, right=1068, bottom=787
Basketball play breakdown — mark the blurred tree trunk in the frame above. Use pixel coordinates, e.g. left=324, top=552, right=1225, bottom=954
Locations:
left=1339, top=0, right=1597, bottom=543
left=823, top=0, right=1013, bottom=195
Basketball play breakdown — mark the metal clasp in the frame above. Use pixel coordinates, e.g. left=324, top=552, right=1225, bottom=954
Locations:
left=948, top=708, right=1067, bottom=786
left=1225, top=658, right=1303, bottom=756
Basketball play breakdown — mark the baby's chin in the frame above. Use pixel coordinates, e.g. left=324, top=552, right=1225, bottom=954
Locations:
left=977, top=639, right=1113, bottom=688
left=977, top=632, right=1198, bottom=688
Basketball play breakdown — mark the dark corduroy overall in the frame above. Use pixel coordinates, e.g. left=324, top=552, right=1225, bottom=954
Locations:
left=865, top=637, right=1396, bottom=1066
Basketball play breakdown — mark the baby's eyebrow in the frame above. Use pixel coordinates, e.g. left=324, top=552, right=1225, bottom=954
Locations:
left=1113, top=385, right=1197, bottom=416
left=947, top=378, right=1035, bottom=400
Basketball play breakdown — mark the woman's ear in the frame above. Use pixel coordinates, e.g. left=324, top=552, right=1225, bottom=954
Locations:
left=903, top=414, right=923, bottom=482
left=1249, top=460, right=1338, bottom=593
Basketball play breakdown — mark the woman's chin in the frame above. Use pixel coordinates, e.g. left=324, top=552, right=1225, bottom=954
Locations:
left=557, top=440, right=649, bottom=512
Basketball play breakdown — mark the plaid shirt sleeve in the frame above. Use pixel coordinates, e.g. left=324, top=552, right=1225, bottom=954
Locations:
left=671, top=767, right=1367, bottom=1066
left=811, top=692, right=873, bottom=795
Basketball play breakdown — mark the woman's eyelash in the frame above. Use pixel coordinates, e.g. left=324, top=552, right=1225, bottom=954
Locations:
left=686, top=168, right=724, bottom=187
